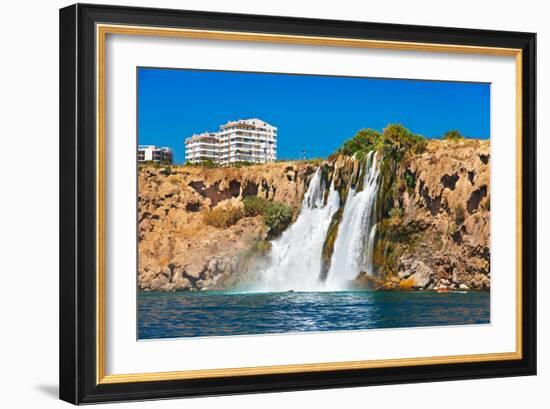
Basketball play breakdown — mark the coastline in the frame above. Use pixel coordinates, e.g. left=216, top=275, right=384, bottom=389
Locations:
left=138, top=138, right=490, bottom=293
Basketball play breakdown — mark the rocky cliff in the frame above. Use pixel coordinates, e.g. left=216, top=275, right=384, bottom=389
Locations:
left=138, top=139, right=490, bottom=292
left=369, top=139, right=490, bottom=291
left=138, top=162, right=317, bottom=291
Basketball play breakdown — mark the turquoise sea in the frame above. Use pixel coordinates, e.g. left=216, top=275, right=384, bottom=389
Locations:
left=138, top=290, right=490, bottom=339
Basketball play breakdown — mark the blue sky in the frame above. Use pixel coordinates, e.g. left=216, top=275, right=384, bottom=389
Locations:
left=138, top=68, right=490, bottom=164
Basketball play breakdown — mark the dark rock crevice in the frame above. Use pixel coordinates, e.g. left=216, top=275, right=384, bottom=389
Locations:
left=185, top=201, right=201, bottom=212
left=440, top=172, right=459, bottom=190
left=189, top=180, right=242, bottom=207
left=242, top=181, right=259, bottom=197
left=467, top=185, right=487, bottom=214
left=419, top=181, right=442, bottom=216
left=479, top=154, right=490, bottom=164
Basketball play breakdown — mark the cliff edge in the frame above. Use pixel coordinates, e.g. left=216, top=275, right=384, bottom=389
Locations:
left=138, top=139, right=490, bottom=292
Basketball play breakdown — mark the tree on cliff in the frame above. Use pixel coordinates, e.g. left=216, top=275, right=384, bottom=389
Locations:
left=332, top=123, right=427, bottom=161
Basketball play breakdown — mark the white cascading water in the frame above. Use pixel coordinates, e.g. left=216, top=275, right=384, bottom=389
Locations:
left=325, top=151, right=381, bottom=289
left=252, top=169, right=340, bottom=291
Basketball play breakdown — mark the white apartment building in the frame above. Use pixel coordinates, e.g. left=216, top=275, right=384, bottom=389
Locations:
left=138, top=145, right=173, bottom=164
left=184, top=132, right=220, bottom=163
left=185, top=119, right=277, bottom=165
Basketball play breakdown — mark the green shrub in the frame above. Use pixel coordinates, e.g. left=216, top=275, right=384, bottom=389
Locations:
left=380, top=124, right=427, bottom=161
left=338, top=128, right=382, bottom=158
left=443, top=130, right=464, bottom=141
left=243, top=197, right=294, bottom=235
left=243, top=196, right=268, bottom=217
left=264, top=202, right=292, bottom=236
left=203, top=206, right=244, bottom=228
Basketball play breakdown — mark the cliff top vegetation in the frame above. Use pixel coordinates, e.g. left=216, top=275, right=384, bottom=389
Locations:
left=330, top=124, right=427, bottom=162
left=331, top=124, right=473, bottom=163
left=442, top=130, right=465, bottom=141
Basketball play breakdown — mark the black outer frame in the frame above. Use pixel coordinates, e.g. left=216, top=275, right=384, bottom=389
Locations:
left=59, top=3, right=536, bottom=405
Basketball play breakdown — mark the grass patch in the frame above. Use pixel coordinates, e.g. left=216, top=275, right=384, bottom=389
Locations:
left=203, top=206, right=244, bottom=228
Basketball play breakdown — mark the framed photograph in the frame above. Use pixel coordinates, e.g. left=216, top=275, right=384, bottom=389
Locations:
left=59, top=3, right=536, bottom=404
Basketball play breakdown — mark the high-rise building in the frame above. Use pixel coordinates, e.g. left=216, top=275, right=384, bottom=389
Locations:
left=185, top=119, right=277, bottom=165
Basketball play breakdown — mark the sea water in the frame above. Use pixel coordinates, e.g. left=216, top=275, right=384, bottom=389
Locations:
left=138, top=290, right=490, bottom=339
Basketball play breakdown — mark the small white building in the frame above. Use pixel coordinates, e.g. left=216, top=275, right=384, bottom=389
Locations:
left=138, top=145, right=173, bottom=164
left=184, top=119, right=277, bottom=165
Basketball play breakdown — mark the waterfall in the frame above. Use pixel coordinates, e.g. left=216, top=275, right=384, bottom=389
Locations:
left=252, top=169, right=340, bottom=291
left=325, top=151, right=381, bottom=289
left=247, top=152, right=381, bottom=293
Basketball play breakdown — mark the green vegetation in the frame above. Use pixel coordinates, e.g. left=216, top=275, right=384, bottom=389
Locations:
left=329, top=124, right=432, bottom=278
left=443, top=130, right=464, bottom=141
left=184, top=159, right=218, bottom=168
left=320, top=208, right=343, bottom=279
left=263, top=202, right=293, bottom=236
left=334, top=125, right=425, bottom=224
left=203, top=206, right=244, bottom=228
left=379, top=124, right=427, bottom=161
left=181, top=158, right=260, bottom=168
left=404, top=169, right=416, bottom=194
left=243, top=196, right=268, bottom=217
left=333, top=124, right=427, bottom=162
left=374, top=217, right=426, bottom=277
left=334, top=128, right=381, bottom=159
left=243, top=196, right=293, bottom=236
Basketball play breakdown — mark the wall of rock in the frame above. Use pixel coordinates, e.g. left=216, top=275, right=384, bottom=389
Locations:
left=138, top=139, right=491, bottom=292
left=374, top=139, right=491, bottom=291
left=138, top=162, right=317, bottom=291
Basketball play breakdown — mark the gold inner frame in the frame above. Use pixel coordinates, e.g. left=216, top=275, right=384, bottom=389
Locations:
left=96, top=23, right=523, bottom=385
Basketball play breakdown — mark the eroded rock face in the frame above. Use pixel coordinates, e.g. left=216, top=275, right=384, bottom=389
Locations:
left=379, top=139, right=491, bottom=291
left=398, top=260, right=434, bottom=290
left=138, top=162, right=317, bottom=291
left=138, top=139, right=491, bottom=292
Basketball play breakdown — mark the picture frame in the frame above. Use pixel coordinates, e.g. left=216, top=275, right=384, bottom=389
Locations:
left=59, top=3, right=536, bottom=404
